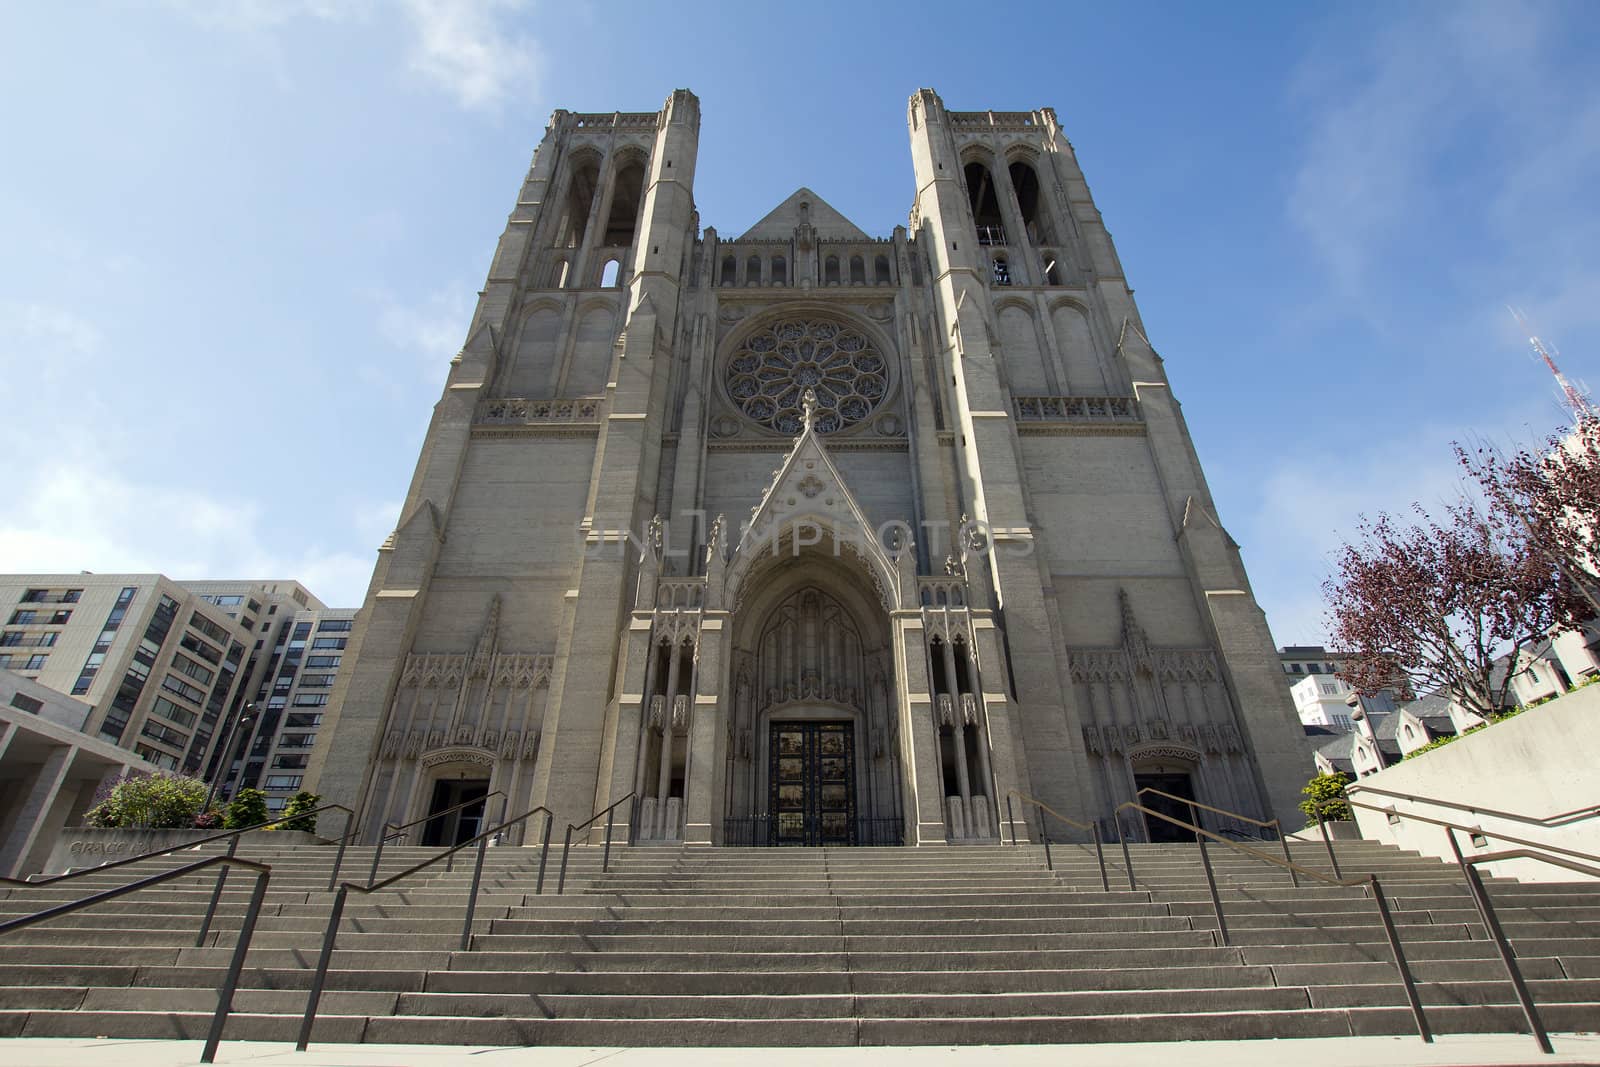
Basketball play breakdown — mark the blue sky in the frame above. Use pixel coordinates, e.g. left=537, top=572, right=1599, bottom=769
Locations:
left=2, top=2, right=1597, bottom=644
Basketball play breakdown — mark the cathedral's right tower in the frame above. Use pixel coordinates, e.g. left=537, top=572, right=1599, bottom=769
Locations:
left=905, top=89, right=1309, bottom=830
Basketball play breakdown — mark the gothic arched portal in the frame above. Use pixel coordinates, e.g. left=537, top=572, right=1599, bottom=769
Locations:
left=723, top=561, right=901, bottom=845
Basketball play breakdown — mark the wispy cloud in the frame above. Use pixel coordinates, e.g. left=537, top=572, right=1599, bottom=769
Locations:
left=163, top=0, right=540, bottom=110
left=0, top=446, right=383, bottom=606
left=1247, top=402, right=1559, bottom=645
left=400, top=0, right=541, bottom=110
left=1285, top=3, right=1555, bottom=311
left=0, top=299, right=103, bottom=361
left=374, top=283, right=477, bottom=380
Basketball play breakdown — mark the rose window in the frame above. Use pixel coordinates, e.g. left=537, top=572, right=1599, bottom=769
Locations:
left=726, top=319, right=888, bottom=434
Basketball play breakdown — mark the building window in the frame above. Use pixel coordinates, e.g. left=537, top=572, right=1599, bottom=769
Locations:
left=273, top=753, right=309, bottom=769
left=292, top=693, right=329, bottom=707
left=311, top=637, right=347, bottom=650
left=152, top=696, right=198, bottom=729
left=992, top=257, right=1011, bottom=286
left=9, top=610, right=37, bottom=625
left=9, top=692, right=43, bottom=714
left=160, top=674, right=207, bottom=705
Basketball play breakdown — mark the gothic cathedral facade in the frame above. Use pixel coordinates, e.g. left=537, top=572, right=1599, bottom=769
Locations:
left=306, top=89, right=1309, bottom=847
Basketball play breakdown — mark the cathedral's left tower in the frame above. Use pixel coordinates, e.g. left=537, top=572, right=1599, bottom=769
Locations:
left=306, top=92, right=701, bottom=842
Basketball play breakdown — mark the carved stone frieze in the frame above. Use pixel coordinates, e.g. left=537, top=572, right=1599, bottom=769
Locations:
left=419, top=749, right=495, bottom=770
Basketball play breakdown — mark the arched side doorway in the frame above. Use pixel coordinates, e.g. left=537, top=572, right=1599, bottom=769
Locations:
left=412, top=752, right=496, bottom=846
left=723, top=558, right=902, bottom=845
left=1128, top=746, right=1203, bottom=843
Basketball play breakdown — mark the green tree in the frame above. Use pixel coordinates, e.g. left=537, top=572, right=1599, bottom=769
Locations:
left=83, top=772, right=208, bottom=829
left=1300, top=771, right=1353, bottom=826
left=276, top=791, right=322, bottom=833
left=224, top=787, right=270, bottom=830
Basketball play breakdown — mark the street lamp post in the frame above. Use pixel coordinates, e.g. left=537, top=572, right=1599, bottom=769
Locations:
left=204, top=702, right=258, bottom=813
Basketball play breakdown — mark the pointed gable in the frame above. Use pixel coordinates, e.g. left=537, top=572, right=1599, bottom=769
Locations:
left=724, top=391, right=905, bottom=612
left=738, top=188, right=870, bottom=241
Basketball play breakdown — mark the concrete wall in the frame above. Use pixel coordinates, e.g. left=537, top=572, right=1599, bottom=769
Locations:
left=41, top=827, right=324, bottom=876
left=1349, top=684, right=1600, bottom=882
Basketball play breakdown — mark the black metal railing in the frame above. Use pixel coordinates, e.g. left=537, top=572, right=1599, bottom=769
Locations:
left=296, top=800, right=554, bottom=1051
left=1005, top=790, right=1109, bottom=891
left=13, top=803, right=354, bottom=936
left=1333, top=793, right=1600, bottom=1055
left=367, top=790, right=506, bottom=884
left=556, top=792, right=635, bottom=893
left=1346, top=783, right=1600, bottom=829
left=720, top=815, right=905, bottom=847
left=1132, top=787, right=1297, bottom=887
left=1114, top=798, right=1432, bottom=1045
left=0, top=854, right=272, bottom=1064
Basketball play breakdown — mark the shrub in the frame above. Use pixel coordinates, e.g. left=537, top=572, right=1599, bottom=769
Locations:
left=193, top=809, right=223, bottom=830
left=276, top=791, right=322, bottom=833
left=224, top=788, right=270, bottom=830
left=81, top=772, right=208, bottom=829
left=1299, top=771, right=1353, bottom=826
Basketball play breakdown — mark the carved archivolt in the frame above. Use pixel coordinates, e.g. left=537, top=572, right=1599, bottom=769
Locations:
left=420, top=749, right=496, bottom=769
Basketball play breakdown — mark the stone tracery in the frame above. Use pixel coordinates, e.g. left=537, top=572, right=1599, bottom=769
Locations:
left=726, top=318, right=887, bottom=434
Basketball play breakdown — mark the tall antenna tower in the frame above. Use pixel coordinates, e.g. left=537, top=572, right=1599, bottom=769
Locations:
left=1509, top=306, right=1594, bottom=422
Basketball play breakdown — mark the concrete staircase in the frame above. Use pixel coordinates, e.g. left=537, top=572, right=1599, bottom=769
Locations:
left=1, top=838, right=1598, bottom=1046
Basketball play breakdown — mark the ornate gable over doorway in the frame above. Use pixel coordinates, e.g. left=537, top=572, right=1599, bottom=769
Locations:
left=721, top=390, right=911, bottom=615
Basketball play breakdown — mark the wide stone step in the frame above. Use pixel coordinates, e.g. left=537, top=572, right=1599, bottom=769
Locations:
left=5, top=1002, right=1594, bottom=1045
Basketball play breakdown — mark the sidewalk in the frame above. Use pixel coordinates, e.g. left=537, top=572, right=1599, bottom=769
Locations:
left=2, top=1035, right=1597, bottom=1067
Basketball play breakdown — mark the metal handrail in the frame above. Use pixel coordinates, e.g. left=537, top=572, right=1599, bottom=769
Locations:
left=1134, top=787, right=1298, bottom=887
left=1341, top=798, right=1600, bottom=869
left=296, top=800, right=553, bottom=1052
left=1444, top=832, right=1600, bottom=1055
left=1113, top=799, right=1432, bottom=1044
left=6, top=803, right=356, bottom=944
left=0, top=854, right=272, bottom=1064
left=9, top=802, right=354, bottom=890
left=368, top=790, right=506, bottom=884
left=556, top=791, right=636, bottom=894
left=1332, top=790, right=1600, bottom=1055
left=1346, top=783, right=1600, bottom=829
left=1004, top=789, right=1108, bottom=891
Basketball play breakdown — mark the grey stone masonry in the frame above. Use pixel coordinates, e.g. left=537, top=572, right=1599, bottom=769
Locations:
left=306, top=88, right=1310, bottom=847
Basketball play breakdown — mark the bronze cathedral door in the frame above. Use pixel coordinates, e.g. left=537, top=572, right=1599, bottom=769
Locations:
left=769, top=721, right=856, bottom=846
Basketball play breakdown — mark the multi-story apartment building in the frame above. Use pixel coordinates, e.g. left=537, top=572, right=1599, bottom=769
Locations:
left=178, top=581, right=336, bottom=811
left=1277, top=645, right=1344, bottom=688
left=0, top=575, right=254, bottom=776
left=235, top=607, right=355, bottom=814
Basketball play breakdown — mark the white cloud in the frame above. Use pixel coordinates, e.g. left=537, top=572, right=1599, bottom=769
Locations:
left=159, top=0, right=370, bottom=32
left=1243, top=403, right=1559, bottom=646
left=375, top=283, right=477, bottom=380
left=0, top=299, right=102, bottom=360
left=1285, top=3, right=1554, bottom=308
left=400, top=0, right=540, bottom=110
left=0, top=449, right=380, bottom=607
left=162, top=0, right=539, bottom=110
